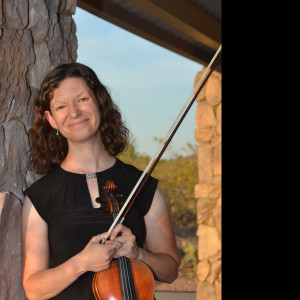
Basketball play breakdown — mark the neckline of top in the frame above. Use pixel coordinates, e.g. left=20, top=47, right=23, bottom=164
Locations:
left=57, top=158, right=119, bottom=177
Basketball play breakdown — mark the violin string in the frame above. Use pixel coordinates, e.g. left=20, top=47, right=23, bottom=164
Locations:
left=121, top=258, right=127, bottom=299
left=123, top=257, right=135, bottom=299
left=112, top=210, right=126, bottom=298
left=101, top=45, right=222, bottom=242
left=122, top=258, right=129, bottom=300
left=119, top=256, right=136, bottom=299
left=112, top=210, right=136, bottom=299
left=119, top=257, right=127, bottom=299
left=120, top=258, right=127, bottom=299
left=126, top=258, right=136, bottom=298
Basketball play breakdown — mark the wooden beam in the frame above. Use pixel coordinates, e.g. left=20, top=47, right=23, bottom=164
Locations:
left=77, top=0, right=219, bottom=67
left=128, top=0, right=221, bottom=50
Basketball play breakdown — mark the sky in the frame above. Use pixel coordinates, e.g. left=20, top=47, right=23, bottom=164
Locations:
left=73, top=7, right=203, bottom=159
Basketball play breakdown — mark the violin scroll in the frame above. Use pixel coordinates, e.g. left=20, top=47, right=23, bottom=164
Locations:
left=95, top=180, right=125, bottom=214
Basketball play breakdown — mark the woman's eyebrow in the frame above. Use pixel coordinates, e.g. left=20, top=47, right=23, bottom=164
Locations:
left=50, top=99, right=65, bottom=108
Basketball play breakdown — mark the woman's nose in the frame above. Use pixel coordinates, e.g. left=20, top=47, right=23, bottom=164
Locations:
left=69, top=104, right=80, bottom=118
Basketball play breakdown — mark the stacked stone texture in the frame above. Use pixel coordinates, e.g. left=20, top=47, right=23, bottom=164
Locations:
left=0, top=0, right=77, bottom=298
left=194, top=68, right=222, bottom=300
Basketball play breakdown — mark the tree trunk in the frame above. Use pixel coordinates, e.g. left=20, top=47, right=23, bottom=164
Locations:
left=0, top=0, right=77, bottom=298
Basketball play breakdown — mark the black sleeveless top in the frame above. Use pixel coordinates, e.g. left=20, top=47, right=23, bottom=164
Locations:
left=24, top=158, right=158, bottom=299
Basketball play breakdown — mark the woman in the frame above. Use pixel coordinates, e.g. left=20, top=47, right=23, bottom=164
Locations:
left=22, top=62, right=180, bottom=299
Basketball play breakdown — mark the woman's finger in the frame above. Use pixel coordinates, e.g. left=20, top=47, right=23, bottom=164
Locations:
left=105, top=240, right=123, bottom=251
left=109, top=224, right=132, bottom=240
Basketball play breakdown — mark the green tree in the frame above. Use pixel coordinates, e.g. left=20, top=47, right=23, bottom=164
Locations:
left=118, top=142, right=198, bottom=231
left=152, top=155, right=198, bottom=229
left=117, top=141, right=150, bottom=170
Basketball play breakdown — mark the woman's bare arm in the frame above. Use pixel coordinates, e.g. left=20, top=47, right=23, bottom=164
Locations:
left=141, top=187, right=180, bottom=283
left=21, top=196, right=121, bottom=300
left=110, top=187, right=180, bottom=283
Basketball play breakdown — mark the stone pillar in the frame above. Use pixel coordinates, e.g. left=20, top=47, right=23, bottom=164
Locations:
left=194, top=68, right=222, bottom=300
left=0, top=0, right=77, bottom=298
left=0, top=192, right=24, bottom=299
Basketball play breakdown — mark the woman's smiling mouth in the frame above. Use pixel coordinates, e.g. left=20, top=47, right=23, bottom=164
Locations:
left=69, top=119, right=89, bottom=127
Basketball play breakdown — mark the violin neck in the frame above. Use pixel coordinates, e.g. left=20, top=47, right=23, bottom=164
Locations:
left=112, top=211, right=137, bottom=299
left=118, top=256, right=137, bottom=300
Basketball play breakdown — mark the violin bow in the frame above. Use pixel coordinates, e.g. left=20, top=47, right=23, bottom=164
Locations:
left=101, top=44, right=222, bottom=243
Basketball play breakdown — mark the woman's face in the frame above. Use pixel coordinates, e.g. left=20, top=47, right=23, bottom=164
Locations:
left=45, top=77, right=101, bottom=144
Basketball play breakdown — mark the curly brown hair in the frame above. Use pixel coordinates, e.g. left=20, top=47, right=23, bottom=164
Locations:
left=29, top=62, right=129, bottom=174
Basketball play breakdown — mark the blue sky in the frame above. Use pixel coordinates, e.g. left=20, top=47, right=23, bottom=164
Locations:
left=73, top=7, right=203, bottom=159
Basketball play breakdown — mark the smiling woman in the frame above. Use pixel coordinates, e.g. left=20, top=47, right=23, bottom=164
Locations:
left=28, top=63, right=129, bottom=174
left=44, top=78, right=102, bottom=144
left=22, top=62, right=180, bottom=300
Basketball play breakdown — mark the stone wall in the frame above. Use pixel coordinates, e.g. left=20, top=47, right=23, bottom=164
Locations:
left=0, top=0, right=78, bottom=298
left=194, top=68, right=222, bottom=300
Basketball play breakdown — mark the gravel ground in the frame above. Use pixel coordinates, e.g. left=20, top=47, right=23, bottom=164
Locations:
left=155, top=270, right=197, bottom=292
left=154, top=290, right=196, bottom=300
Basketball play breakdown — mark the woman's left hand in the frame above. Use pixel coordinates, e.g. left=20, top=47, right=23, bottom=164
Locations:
left=107, top=224, right=140, bottom=260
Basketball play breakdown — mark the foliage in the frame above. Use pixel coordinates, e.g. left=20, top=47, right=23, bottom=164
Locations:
left=117, top=141, right=198, bottom=230
left=117, top=142, right=151, bottom=171
left=152, top=155, right=198, bottom=229
left=179, top=240, right=198, bottom=271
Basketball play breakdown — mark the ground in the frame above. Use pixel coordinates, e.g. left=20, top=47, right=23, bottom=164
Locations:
left=155, top=268, right=197, bottom=292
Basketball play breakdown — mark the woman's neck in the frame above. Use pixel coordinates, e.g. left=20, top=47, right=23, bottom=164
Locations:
left=61, top=138, right=116, bottom=174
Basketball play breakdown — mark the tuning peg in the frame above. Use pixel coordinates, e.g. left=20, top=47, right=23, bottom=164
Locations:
left=95, top=197, right=110, bottom=213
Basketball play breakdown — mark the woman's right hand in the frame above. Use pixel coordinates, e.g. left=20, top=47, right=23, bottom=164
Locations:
left=22, top=197, right=123, bottom=300
left=78, top=235, right=123, bottom=273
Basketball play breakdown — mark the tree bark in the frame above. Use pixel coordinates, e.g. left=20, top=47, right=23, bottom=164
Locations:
left=0, top=0, right=78, bottom=298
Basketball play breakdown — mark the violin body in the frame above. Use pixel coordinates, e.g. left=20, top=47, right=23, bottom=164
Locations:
left=92, top=259, right=154, bottom=300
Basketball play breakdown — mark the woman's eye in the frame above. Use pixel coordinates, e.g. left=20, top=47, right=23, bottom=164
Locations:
left=79, top=97, right=88, bottom=102
left=55, top=105, right=65, bottom=111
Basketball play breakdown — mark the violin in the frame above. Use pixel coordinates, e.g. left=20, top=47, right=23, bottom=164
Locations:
left=92, top=180, right=155, bottom=300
